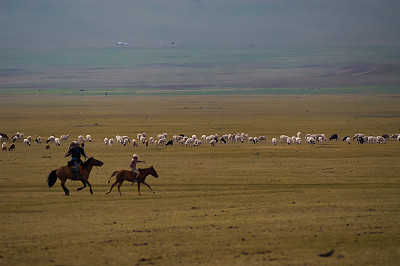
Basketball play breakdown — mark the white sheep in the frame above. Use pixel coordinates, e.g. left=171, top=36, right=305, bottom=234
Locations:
left=34, top=137, right=41, bottom=144
left=376, top=136, right=386, bottom=144
left=115, top=136, right=123, bottom=144
left=108, top=138, right=114, bottom=147
left=2, top=142, right=7, bottom=151
left=60, top=134, right=70, bottom=141
left=132, top=139, right=138, bottom=147
left=258, top=136, right=267, bottom=142
left=104, top=138, right=108, bottom=145
left=307, top=137, right=315, bottom=144
left=123, top=138, right=130, bottom=146
left=158, top=138, right=166, bottom=146
left=23, top=139, right=31, bottom=146
left=46, top=135, right=56, bottom=144
left=346, top=137, right=351, bottom=144
left=86, top=135, right=92, bottom=142
left=272, top=138, right=277, bottom=146
left=78, top=135, right=85, bottom=142
left=55, top=138, right=61, bottom=146
left=210, top=139, right=217, bottom=146
left=280, top=135, right=288, bottom=143
left=185, top=138, right=195, bottom=146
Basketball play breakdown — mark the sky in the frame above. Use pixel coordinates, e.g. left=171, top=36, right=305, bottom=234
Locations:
left=1, top=0, right=400, bottom=49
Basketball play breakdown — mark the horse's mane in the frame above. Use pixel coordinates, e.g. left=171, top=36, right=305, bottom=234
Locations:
left=82, top=157, right=93, bottom=168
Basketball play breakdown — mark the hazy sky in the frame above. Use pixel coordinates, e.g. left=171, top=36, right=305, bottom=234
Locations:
left=1, top=0, right=399, bottom=49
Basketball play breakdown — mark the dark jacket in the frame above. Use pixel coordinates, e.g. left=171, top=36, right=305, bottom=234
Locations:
left=65, top=146, right=87, bottom=161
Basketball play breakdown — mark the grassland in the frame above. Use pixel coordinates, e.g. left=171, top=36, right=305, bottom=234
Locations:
left=0, top=95, right=399, bottom=265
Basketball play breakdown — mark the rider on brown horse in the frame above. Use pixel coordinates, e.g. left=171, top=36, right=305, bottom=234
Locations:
left=65, top=142, right=87, bottom=179
left=129, top=154, right=146, bottom=181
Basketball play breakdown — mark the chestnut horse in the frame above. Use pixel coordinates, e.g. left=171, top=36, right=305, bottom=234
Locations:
left=47, top=157, right=104, bottom=195
left=106, top=166, right=158, bottom=195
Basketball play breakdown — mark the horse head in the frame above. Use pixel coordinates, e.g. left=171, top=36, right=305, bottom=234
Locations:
left=83, top=157, right=104, bottom=168
left=149, top=166, right=158, bottom=178
left=92, top=158, right=104, bottom=167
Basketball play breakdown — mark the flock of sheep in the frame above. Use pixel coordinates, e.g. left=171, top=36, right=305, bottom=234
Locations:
left=1, top=131, right=400, bottom=152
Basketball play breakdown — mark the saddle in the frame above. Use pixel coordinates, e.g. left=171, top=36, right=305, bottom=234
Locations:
left=70, top=165, right=82, bottom=180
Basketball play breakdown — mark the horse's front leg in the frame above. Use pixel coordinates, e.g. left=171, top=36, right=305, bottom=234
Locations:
left=61, top=182, right=70, bottom=196
left=142, top=181, right=155, bottom=194
left=137, top=182, right=141, bottom=195
left=77, top=180, right=86, bottom=191
left=86, top=180, right=93, bottom=194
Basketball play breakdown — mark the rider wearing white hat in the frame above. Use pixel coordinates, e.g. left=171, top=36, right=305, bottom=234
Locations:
left=129, top=154, right=146, bottom=180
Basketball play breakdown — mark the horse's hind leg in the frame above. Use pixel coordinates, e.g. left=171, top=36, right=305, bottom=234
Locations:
left=77, top=181, right=86, bottom=191
left=61, top=182, right=70, bottom=196
left=117, top=181, right=124, bottom=196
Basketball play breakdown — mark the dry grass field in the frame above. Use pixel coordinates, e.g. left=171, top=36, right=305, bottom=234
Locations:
left=0, top=94, right=399, bottom=265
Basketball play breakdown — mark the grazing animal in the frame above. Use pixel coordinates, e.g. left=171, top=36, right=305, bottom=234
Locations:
left=381, top=133, right=390, bottom=140
left=9, top=143, right=15, bottom=151
left=258, top=136, right=267, bottom=142
left=166, top=140, right=173, bottom=146
left=60, top=134, right=70, bottom=141
left=355, top=137, right=365, bottom=144
left=2, top=142, right=7, bottom=151
left=123, top=138, right=130, bottom=146
left=104, top=138, right=108, bottom=145
left=0, top=133, right=9, bottom=140
left=108, top=138, right=114, bottom=147
left=106, top=166, right=159, bottom=196
left=34, top=137, right=42, bottom=144
left=46, top=135, right=56, bottom=144
left=210, top=139, right=217, bottom=146
left=132, top=139, right=138, bottom=147
left=342, top=136, right=349, bottom=141
left=329, top=134, right=339, bottom=141
left=23, top=139, right=30, bottom=146
left=346, top=137, right=351, bottom=144
left=86, top=135, right=92, bottom=142
left=45, top=144, right=51, bottom=150
left=54, top=138, right=60, bottom=146
left=390, top=134, right=399, bottom=140
left=272, top=138, right=277, bottom=146
left=47, top=157, right=103, bottom=195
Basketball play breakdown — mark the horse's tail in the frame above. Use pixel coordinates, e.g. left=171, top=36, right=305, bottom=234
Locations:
left=47, top=170, right=57, bottom=188
left=107, top=171, right=118, bottom=184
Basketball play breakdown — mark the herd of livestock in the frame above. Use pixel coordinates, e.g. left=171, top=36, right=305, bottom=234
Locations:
left=1, top=131, right=400, bottom=152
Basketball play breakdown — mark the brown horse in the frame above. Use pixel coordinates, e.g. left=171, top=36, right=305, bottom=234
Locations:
left=106, top=166, right=158, bottom=196
left=47, top=157, right=104, bottom=195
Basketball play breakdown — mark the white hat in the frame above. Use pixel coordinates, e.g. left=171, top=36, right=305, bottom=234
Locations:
left=132, top=154, right=138, bottom=158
